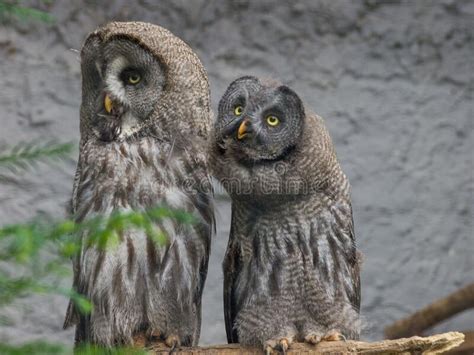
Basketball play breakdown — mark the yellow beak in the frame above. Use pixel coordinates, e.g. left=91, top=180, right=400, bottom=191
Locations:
left=237, top=119, right=249, bottom=140
left=104, top=94, right=113, bottom=114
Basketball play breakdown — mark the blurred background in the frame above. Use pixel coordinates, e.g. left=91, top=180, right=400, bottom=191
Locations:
left=0, top=0, right=472, bottom=348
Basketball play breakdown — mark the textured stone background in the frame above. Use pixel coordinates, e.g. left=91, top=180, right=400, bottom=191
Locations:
left=0, top=0, right=473, bottom=346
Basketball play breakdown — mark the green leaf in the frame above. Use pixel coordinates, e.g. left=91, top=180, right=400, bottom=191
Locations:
left=0, top=2, right=55, bottom=24
left=75, top=344, right=148, bottom=355
left=0, top=341, right=67, bottom=355
left=0, top=277, right=35, bottom=305
left=146, top=226, right=168, bottom=247
left=59, top=241, right=80, bottom=258
left=75, top=296, right=93, bottom=315
left=0, top=141, right=73, bottom=173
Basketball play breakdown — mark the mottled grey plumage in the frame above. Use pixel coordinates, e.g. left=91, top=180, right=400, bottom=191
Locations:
left=210, top=76, right=360, bottom=352
left=63, top=22, right=214, bottom=348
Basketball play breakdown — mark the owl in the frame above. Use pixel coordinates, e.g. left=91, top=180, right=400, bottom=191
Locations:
left=210, top=76, right=360, bottom=353
left=63, top=22, right=214, bottom=349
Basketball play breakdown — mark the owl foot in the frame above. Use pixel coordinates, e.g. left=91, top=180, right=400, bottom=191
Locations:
left=145, top=332, right=180, bottom=353
left=165, top=334, right=180, bottom=353
left=148, top=329, right=161, bottom=339
left=304, top=329, right=345, bottom=345
left=324, top=329, right=346, bottom=341
left=132, top=332, right=147, bottom=348
left=264, top=336, right=293, bottom=355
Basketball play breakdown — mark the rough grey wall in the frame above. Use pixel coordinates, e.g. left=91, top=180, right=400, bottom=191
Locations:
left=0, top=0, right=472, bottom=346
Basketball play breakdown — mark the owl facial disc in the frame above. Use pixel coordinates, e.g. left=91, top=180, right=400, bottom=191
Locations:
left=84, top=39, right=166, bottom=143
left=216, top=76, right=305, bottom=162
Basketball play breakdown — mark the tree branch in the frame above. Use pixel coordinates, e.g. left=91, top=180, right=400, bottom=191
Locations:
left=446, top=331, right=474, bottom=354
left=149, top=332, right=464, bottom=354
left=385, top=283, right=474, bottom=339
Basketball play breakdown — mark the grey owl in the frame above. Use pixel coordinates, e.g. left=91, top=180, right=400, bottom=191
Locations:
left=63, top=22, right=214, bottom=348
left=210, top=76, right=360, bottom=353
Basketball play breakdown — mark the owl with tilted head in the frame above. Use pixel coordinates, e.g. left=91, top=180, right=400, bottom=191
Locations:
left=63, top=22, right=214, bottom=349
left=210, top=76, right=361, bottom=353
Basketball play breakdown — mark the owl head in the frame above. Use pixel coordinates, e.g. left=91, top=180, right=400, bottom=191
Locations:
left=215, top=76, right=305, bottom=162
left=80, top=22, right=211, bottom=143
left=212, top=76, right=347, bottom=201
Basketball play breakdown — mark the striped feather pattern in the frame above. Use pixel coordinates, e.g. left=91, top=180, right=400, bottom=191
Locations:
left=65, top=137, right=213, bottom=347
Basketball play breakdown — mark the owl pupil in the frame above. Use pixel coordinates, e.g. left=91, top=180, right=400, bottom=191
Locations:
left=266, top=115, right=280, bottom=126
left=128, top=74, right=140, bottom=84
left=234, top=105, right=243, bottom=116
left=121, top=68, right=141, bottom=85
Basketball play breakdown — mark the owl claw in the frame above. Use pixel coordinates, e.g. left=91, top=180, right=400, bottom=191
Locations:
left=132, top=332, right=147, bottom=348
left=265, top=345, right=273, bottom=355
left=279, top=338, right=289, bottom=354
left=165, top=334, right=180, bottom=354
left=304, top=329, right=344, bottom=345
left=148, top=329, right=161, bottom=339
left=322, top=329, right=345, bottom=342
left=304, top=332, right=322, bottom=344
left=264, top=336, right=293, bottom=354
left=169, top=345, right=177, bottom=355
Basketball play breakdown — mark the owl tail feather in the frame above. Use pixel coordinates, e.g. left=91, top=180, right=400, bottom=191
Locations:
left=63, top=299, right=79, bottom=329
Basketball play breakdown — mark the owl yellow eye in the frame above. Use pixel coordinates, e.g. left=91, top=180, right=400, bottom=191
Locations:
left=234, top=105, right=243, bottom=116
left=266, top=115, right=280, bottom=127
left=128, top=73, right=141, bottom=85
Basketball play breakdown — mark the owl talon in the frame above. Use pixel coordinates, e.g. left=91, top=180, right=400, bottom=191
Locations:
left=148, top=329, right=162, bottom=339
left=264, top=336, right=293, bottom=354
left=279, top=338, right=289, bottom=354
left=165, top=334, right=180, bottom=352
left=322, top=329, right=344, bottom=342
left=304, top=329, right=345, bottom=345
left=132, top=332, right=147, bottom=348
left=265, top=345, right=273, bottom=355
left=304, top=332, right=322, bottom=345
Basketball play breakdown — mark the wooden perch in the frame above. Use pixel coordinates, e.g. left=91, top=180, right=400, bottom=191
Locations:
left=385, top=283, right=474, bottom=339
left=446, top=331, right=474, bottom=355
left=149, top=331, right=464, bottom=354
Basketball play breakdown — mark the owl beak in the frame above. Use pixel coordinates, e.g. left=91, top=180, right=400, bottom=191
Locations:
left=104, top=94, right=113, bottom=114
left=237, top=118, right=250, bottom=140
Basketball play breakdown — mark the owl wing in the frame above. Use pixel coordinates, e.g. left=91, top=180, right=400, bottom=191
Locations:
left=223, top=207, right=241, bottom=343
left=310, top=199, right=361, bottom=315
left=346, top=212, right=361, bottom=311
left=330, top=202, right=361, bottom=311
left=63, top=160, right=83, bottom=330
left=185, top=184, right=215, bottom=340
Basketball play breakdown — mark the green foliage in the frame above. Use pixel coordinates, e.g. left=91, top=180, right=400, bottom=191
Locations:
left=0, top=141, right=195, bottom=353
left=0, top=341, right=149, bottom=355
left=0, top=206, right=187, bottom=306
left=0, top=1, right=55, bottom=24
left=0, top=341, right=67, bottom=355
left=0, top=141, right=73, bottom=172
left=75, top=344, right=148, bottom=355
left=0, top=203, right=192, bottom=311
